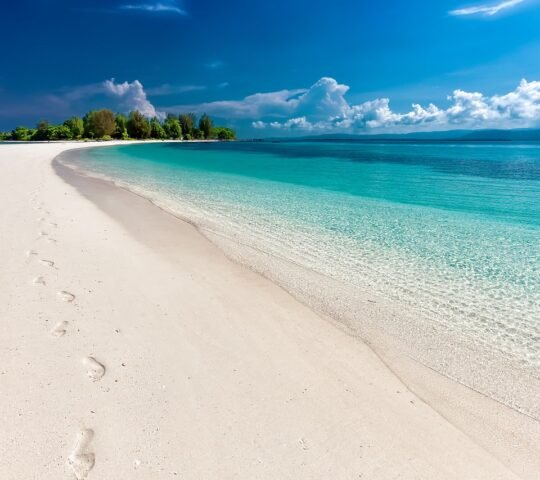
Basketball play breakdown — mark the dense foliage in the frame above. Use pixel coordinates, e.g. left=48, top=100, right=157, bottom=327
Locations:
left=0, top=110, right=236, bottom=141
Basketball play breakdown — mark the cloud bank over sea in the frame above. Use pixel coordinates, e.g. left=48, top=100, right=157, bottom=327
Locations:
left=167, top=76, right=540, bottom=134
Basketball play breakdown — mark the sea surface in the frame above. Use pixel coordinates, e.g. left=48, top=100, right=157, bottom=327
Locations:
left=62, top=141, right=540, bottom=413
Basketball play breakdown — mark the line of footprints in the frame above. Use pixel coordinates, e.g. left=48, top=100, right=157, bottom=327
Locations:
left=30, top=193, right=104, bottom=479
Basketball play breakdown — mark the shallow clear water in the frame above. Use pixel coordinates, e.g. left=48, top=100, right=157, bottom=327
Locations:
left=70, top=141, right=540, bottom=369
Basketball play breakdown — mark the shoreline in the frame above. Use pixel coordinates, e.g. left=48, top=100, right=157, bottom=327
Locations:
left=55, top=143, right=540, bottom=474
left=1, top=141, right=538, bottom=478
left=56, top=145, right=540, bottom=418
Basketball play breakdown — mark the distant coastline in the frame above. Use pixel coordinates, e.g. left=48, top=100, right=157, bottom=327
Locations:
left=250, top=128, right=540, bottom=142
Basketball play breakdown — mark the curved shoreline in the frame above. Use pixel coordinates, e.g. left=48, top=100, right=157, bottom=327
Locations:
left=54, top=143, right=540, bottom=476
left=2, top=141, right=538, bottom=478
left=56, top=145, right=540, bottom=415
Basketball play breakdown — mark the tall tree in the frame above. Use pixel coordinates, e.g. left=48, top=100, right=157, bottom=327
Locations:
left=178, top=113, right=196, bottom=139
left=198, top=114, right=213, bottom=139
left=114, top=113, right=128, bottom=139
left=33, top=120, right=51, bottom=141
left=150, top=117, right=167, bottom=139
left=127, top=110, right=151, bottom=139
left=84, top=109, right=116, bottom=138
left=163, top=115, right=182, bottom=139
left=63, top=117, right=84, bottom=139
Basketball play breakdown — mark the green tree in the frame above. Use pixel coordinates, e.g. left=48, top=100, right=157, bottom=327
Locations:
left=11, top=126, right=34, bottom=141
left=163, top=115, right=182, bottom=139
left=150, top=117, right=167, bottom=139
left=84, top=109, right=116, bottom=138
left=114, top=113, right=129, bottom=139
left=32, top=120, right=51, bottom=141
left=127, top=110, right=151, bottom=139
left=213, top=127, right=236, bottom=140
left=63, top=117, right=84, bottom=139
left=198, top=114, right=213, bottom=139
left=178, top=113, right=196, bottom=138
left=192, top=127, right=203, bottom=140
left=49, top=125, right=73, bottom=140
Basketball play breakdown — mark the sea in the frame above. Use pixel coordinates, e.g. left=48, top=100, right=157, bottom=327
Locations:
left=59, top=140, right=540, bottom=416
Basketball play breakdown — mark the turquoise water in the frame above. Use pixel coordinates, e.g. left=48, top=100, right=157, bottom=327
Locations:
left=67, top=141, right=540, bottom=371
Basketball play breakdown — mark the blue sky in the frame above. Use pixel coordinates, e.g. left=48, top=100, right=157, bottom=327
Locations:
left=1, top=0, right=540, bottom=136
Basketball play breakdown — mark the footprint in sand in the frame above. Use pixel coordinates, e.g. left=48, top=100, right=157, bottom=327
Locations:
left=26, top=250, right=38, bottom=258
left=40, top=259, right=55, bottom=268
left=57, top=291, right=75, bottom=303
left=48, top=222, right=58, bottom=228
left=33, top=276, right=46, bottom=286
left=66, top=429, right=95, bottom=480
left=82, top=357, right=106, bottom=382
left=50, top=321, right=68, bottom=337
left=38, top=231, right=48, bottom=237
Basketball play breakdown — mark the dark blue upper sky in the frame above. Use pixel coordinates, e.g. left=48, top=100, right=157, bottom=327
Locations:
left=2, top=0, right=540, bottom=136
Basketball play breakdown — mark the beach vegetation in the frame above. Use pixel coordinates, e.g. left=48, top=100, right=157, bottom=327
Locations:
left=199, top=114, right=213, bottom=139
left=84, top=109, right=116, bottom=139
left=64, top=117, right=84, bottom=139
left=49, top=124, right=73, bottom=140
left=113, top=113, right=129, bottom=140
left=179, top=113, right=196, bottom=138
left=127, top=110, right=151, bottom=139
left=163, top=114, right=182, bottom=139
left=213, top=127, right=236, bottom=140
left=192, top=127, right=204, bottom=140
left=1, top=110, right=235, bottom=141
left=150, top=117, right=168, bottom=139
left=33, top=120, right=51, bottom=141
left=11, top=126, right=35, bottom=141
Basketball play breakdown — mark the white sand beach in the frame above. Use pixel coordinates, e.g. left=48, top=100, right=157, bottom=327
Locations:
left=1, top=142, right=538, bottom=479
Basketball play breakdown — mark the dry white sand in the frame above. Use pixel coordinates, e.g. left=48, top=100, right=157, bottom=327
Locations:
left=0, top=142, right=537, bottom=479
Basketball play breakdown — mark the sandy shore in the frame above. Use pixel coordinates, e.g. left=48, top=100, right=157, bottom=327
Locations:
left=0, top=142, right=538, bottom=479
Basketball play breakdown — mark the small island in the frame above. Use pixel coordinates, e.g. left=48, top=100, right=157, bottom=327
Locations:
left=0, top=109, right=236, bottom=142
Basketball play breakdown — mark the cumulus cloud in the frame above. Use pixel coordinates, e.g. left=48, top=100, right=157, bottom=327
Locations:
left=249, top=77, right=540, bottom=133
left=120, top=1, right=187, bottom=15
left=33, top=78, right=162, bottom=119
left=450, top=0, right=524, bottom=16
left=103, top=79, right=163, bottom=118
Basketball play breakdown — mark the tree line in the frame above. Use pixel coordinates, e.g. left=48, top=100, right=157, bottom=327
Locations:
left=0, top=109, right=236, bottom=141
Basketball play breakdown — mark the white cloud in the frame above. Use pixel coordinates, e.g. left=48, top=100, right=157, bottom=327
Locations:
left=248, top=77, right=540, bottom=133
left=120, top=1, right=187, bottom=15
left=38, top=78, right=162, bottom=119
left=450, top=0, right=523, bottom=16
left=103, top=79, right=163, bottom=118
left=46, top=76, right=540, bottom=134
left=166, top=88, right=307, bottom=118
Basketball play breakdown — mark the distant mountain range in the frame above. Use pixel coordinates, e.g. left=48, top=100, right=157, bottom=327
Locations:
left=261, top=128, right=540, bottom=142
